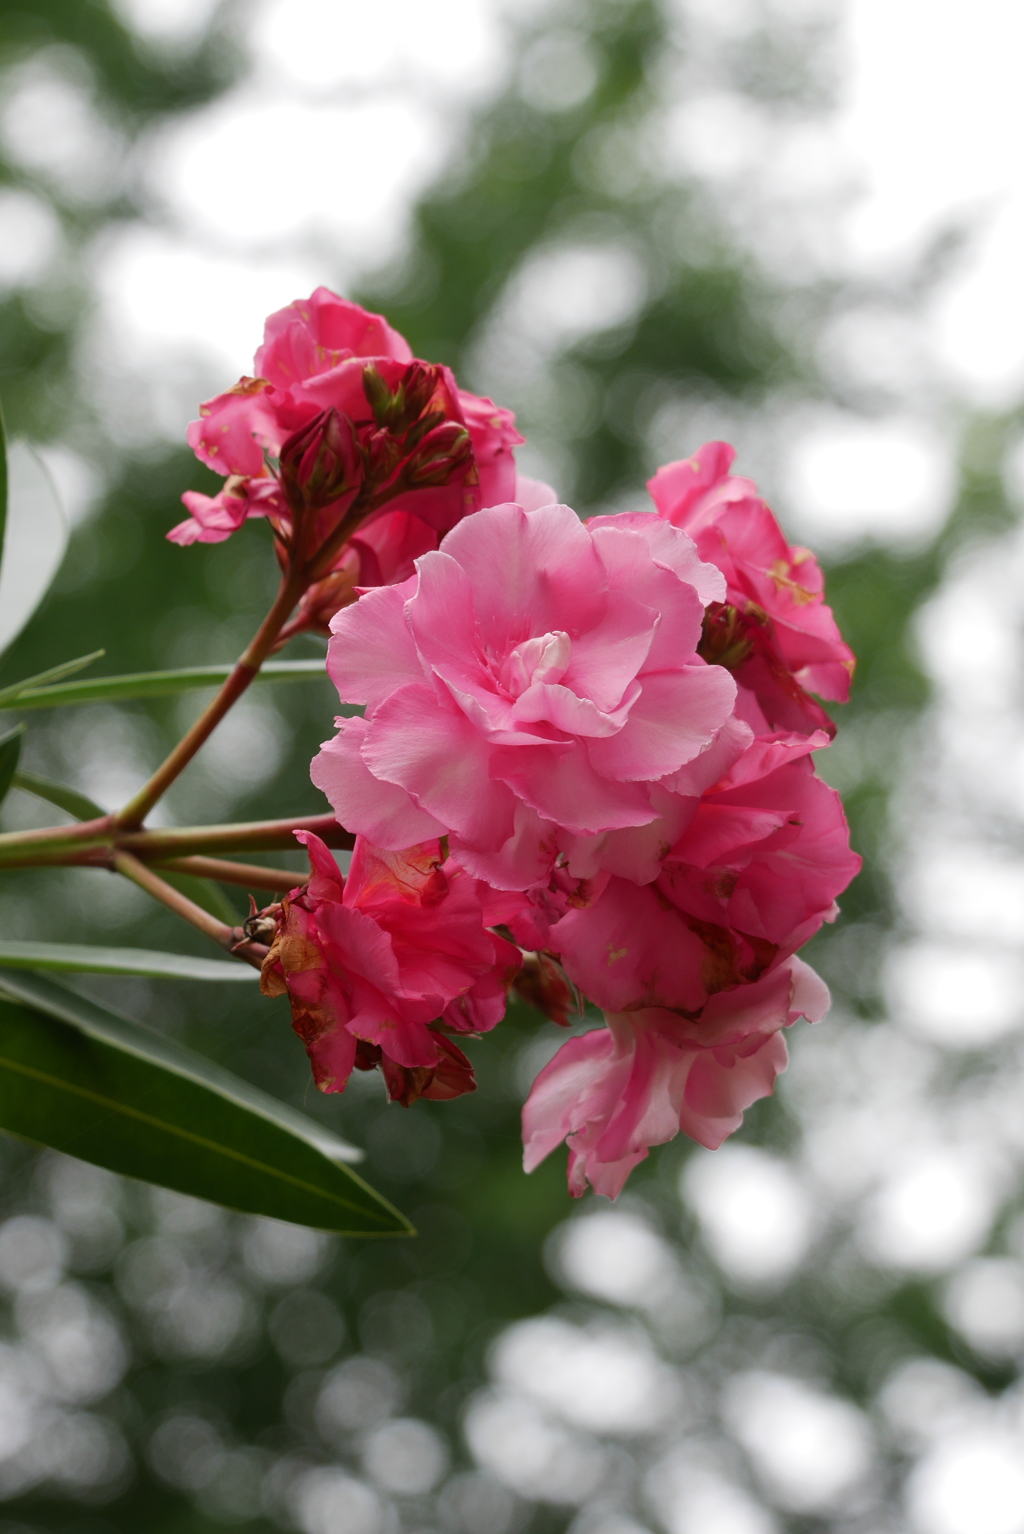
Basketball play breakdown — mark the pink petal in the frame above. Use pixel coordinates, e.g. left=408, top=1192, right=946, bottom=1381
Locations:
left=589, top=514, right=725, bottom=609
left=187, top=385, right=288, bottom=476
left=512, top=679, right=639, bottom=738
left=715, top=728, right=829, bottom=790
left=551, top=879, right=707, bottom=1013
left=326, top=581, right=423, bottom=710
left=405, top=550, right=479, bottom=671
left=672, top=801, right=793, bottom=868
left=559, top=784, right=697, bottom=884
left=460, top=391, right=524, bottom=508
left=293, top=830, right=346, bottom=902
left=450, top=802, right=560, bottom=891
left=521, top=1026, right=621, bottom=1173
left=361, top=684, right=517, bottom=850
left=558, top=587, right=659, bottom=713
left=660, top=715, right=753, bottom=796
left=587, top=664, right=736, bottom=782
left=438, top=501, right=607, bottom=654
left=255, top=288, right=412, bottom=388
left=310, top=716, right=446, bottom=849
left=679, top=1030, right=788, bottom=1150
left=493, top=741, right=657, bottom=836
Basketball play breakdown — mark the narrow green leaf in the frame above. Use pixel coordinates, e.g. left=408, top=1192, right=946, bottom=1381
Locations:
left=0, top=941, right=258, bottom=981
left=0, top=970, right=411, bottom=1236
left=0, top=724, right=24, bottom=808
left=0, top=401, right=7, bottom=593
left=0, top=658, right=339, bottom=711
left=0, top=445, right=71, bottom=660
left=10, top=769, right=104, bottom=822
left=0, top=651, right=106, bottom=708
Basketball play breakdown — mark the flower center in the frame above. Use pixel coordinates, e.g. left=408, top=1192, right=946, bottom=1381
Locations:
left=499, top=630, right=571, bottom=698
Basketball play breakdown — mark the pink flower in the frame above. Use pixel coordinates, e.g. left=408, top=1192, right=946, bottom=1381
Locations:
left=522, top=957, right=830, bottom=1197
left=260, top=831, right=520, bottom=1100
left=168, top=288, right=525, bottom=585
left=550, top=728, right=860, bottom=1014
left=648, top=442, right=855, bottom=735
left=287, top=474, right=555, bottom=637
left=311, top=500, right=738, bottom=890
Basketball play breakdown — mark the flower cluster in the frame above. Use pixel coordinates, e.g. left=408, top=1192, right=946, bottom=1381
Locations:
left=170, top=287, right=541, bottom=636
left=181, top=295, right=859, bottom=1199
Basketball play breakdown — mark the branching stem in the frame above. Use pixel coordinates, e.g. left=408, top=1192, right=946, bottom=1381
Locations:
left=0, top=813, right=352, bottom=869
left=113, top=852, right=266, bottom=972
left=153, top=855, right=301, bottom=893
left=114, top=569, right=307, bottom=830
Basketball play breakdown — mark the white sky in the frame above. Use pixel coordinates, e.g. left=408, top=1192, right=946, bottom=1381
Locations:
left=838, top=0, right=1024, bottom=405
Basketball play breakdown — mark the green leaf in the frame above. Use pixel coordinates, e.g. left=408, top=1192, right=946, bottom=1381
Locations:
left=0, top=724, right=24, bottom=808
left=0, top=650, right=106, bottom=708
left=0, top=969, right=411, bottom=1236
left=0, top=400, right=7, bottom=593
left=0, top=658, right=341, bottom=711
left=0, top=447, right=71, bottom=659
left=0, top=941, right=259, bottom=981
left=10, top=768, right=103, bottom=822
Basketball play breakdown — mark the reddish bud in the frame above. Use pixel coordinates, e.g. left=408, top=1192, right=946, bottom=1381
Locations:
left=363, top=361, right=444, bottom=434
left=403, top=422, right=474, bottom=488
left=278, top=407, right=363, bottom=521
left=288, top=563, right=360, bottom=635
left=513, top=951, right=577, bottom=1027
left=698, top=602, right=756, bottom=672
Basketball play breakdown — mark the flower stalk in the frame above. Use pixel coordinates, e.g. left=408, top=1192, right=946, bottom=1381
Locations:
left=113, top=851, right=268, bottom=970
left=114, top=568, right=308, bottom=831
left=0, top=813, right=353, bottom=869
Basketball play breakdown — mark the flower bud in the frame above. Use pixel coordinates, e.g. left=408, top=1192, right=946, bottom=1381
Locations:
left=362, top=361, right=443, bottom=434
left=278, top=407, right=363, bottom=522
left=513, top=951, right=577, bottom=1027
left=698, top=601, right=755, bottom=671
left=402, top=421, right=474, bottom=488
left=289, top=563, right=360, bottom=634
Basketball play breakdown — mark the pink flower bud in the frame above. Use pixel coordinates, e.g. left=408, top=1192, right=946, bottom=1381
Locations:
left=362, top=360, right=444, bottom=434
left=278, top=407, right=363, bottom=523
left=401, top=421, right=474, bottom=488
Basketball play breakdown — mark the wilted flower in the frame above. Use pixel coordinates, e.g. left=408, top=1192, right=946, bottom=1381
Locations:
left=259, top=831, right=520, bottom=1102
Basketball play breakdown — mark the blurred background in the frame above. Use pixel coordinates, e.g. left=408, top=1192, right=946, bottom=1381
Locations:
left=0, top=0, right=1022, bottom=1530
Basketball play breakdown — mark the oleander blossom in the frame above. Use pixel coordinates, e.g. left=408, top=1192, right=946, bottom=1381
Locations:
left=548, top=726, right=861, bottom=1012
left=522, top=957, right=831, bottom=1198
left=311, top=499, right=739, bottom=891
left=259, top=831, right=520, bottom=1102
left=649, top=442, right=855, bottom=736
left=168, top=288, right=531, bottom=625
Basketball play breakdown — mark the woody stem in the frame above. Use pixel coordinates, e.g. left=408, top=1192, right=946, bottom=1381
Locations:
left=113, top=851, right=265, bottom=971
left=114, top=568, right=308, bottom=831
